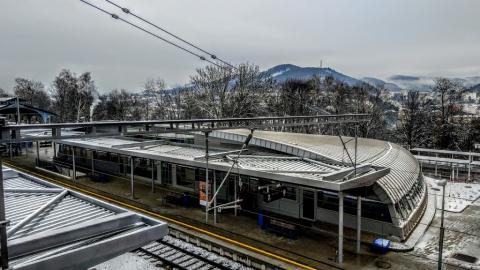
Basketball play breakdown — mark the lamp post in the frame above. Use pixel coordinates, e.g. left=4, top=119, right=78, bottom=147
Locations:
left=437, top=179, right=447, bottom=270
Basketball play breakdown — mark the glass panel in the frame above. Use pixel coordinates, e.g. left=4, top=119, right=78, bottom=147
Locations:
left=176, top=166, right=195, bottom=189
left=302, top=189, right=315, bottom=220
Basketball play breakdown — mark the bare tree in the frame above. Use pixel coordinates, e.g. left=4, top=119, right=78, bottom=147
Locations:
left=395, top=91, right=433, bottom=148
left=92, top=89, right=150, bottom=121
left=0, top=88, right=10, bottom=98
left=225, top=64, right=272, bottom=117
left=51, top=70, right=96, bottom=122
left=13, top=78, right=51, bottom=110
left=189, top=65, right=235, bottom=118
left=432, top=78, right=465, bottom=149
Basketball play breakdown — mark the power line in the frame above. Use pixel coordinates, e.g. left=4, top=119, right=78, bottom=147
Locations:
left=77, top=0, right=229, bottom=70
left=103, top=0, right=236, bottom=70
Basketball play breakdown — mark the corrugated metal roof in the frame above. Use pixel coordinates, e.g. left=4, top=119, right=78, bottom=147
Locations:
left=2, top=167, right=168, bottom=270
left=60, top=138, right=386, bottom=190
left=211, top=129, right=421, bottom=204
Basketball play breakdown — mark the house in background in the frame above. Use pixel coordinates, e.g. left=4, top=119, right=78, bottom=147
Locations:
left=0, top=97, right=56, bottom=123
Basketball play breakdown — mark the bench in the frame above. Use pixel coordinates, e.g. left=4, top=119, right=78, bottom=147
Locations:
left=264, top=218, right=298, bottom=239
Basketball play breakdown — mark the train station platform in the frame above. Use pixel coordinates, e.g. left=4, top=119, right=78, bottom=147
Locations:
left=4, top=153, right=438, bottom=270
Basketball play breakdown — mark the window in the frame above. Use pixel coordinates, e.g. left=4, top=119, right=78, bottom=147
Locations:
left=284, top=186, right=297, bottom=201
left=161, top=162, right=172, bottom=185
left=176, top=166, right=195, bottom=189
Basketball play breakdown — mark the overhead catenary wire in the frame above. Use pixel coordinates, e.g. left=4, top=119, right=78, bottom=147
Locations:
left=103, top=0, right=236, bottom=70
left=77, top=0, right=230, bottom=70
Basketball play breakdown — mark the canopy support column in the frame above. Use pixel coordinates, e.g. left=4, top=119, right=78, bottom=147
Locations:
left=356, top=196, right=362, bottom=254
left=36, top=142, right=40, bottom=166
left=130, top=157, right=134, bottom=199
left=338, top=191, right=344, bottom=264
left=468, top=153, right=472, bottom=181
left=205, top=131, right=210, bottom=223
left=91, top=150, right=95, bottom=176
left=213, top=170, right=217, bottom=224
left=72, top=147, right=76, bottom=182
left=151, top=160, right=155, bottom=193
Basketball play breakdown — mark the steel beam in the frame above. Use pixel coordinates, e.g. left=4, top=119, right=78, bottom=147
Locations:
left=7, top=190, right=68, bottom=237
left=1, top=114, right=370, bottom=143
left=4, top=188, right=64, bottom=194
left=11, top=224, right=168, bottom=270
left=8, top=212, right=137, bottom=258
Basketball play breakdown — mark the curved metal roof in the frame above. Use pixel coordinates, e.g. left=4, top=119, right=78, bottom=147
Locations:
left=211, top=129, right=420, bottom=204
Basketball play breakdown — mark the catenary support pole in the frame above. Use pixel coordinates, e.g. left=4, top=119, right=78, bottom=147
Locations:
left=438, top=181, right=446, bottom=270
left=338, top=191, right=344, bottom=264
left=234, top=174, right=238, bottom=216
left=0, top=159, right=10, bottom=269
left=356, top=196, right=362, bottom=254
left=130, top=156, right=134, bottom=199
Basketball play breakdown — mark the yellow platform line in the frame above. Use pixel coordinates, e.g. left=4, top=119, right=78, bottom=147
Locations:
left=4, top=161, right=319, bottom=270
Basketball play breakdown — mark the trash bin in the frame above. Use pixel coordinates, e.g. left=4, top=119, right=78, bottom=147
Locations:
left=258, top=213, right=265, bottom=229
left=371, top=238, right=390, bottom=253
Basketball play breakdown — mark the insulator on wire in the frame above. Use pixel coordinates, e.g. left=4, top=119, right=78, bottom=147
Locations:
left=121, top=8, right=130, bottom=14
left=211, top=55, right=217, bottom=59
left=200, top=56, right=206, bottom=61
left=111, top=14, right=119, bottom=19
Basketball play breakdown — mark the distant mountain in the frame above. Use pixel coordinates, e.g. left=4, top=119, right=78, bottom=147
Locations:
left=386, top=75, right=480, bottom=92
left=389, top=75, right=420, bottom=81
left=361, top=77, right=402, bottom=92
left=263, top=64, right=362, bottom=86
left=470, top=83, right=480, bottom=92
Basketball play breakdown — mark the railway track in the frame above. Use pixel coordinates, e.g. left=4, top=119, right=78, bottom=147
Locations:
left=134, top=228, right=279, bottom=270
left=135, top=235, right=253, bottom=270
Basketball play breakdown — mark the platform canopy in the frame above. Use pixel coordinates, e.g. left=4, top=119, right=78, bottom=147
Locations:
left=59, top=136, right=390, bottom=192
left=2, top=166, right=168, bottom=270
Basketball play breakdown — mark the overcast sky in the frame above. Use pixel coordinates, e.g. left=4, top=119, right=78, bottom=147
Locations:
left=1, top=0, right=479, bottom=93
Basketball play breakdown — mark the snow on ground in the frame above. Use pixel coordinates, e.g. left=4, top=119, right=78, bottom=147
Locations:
left=413, top=177, right=480, bottom=268
left=91, top=252, right=160, bottom=270
left=425, top=176, right=480, bottom=212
